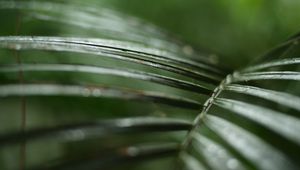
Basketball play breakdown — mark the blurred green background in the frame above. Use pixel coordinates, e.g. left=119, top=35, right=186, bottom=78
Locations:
left=98, top=0, right=300, bottom=68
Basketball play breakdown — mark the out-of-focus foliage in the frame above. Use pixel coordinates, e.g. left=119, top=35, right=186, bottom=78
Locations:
left=106, top=0, right=300, bottom=67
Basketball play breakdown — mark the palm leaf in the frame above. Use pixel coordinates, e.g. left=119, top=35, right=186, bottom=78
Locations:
left=0, top=1, right=299, bottom=170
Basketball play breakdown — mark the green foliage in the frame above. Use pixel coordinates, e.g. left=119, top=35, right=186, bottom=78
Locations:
left=0, top=1, right=300, bottom=170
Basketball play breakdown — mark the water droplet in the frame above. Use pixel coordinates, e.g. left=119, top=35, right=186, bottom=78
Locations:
left=209, top=54, right=218, bottom=63
left=126, top=146, right=139, bottom=156
left=207, top=144, right=217, bottom=152
left=65, top=129, right=86, bottom=141
left=225, top=75, right=233, bottom=84
left=183, top=45, right=194, bottom=55
left=11, top=44, right=21, bottom=50
left=217, top=149, right=226, bottom=158
left=92, top=88, right=101, bottom=97
left=293, top=40, right=298, bottom=45
left=227, top=158, right=239, bottom=169
left=81, top=88, right=91, bottom=97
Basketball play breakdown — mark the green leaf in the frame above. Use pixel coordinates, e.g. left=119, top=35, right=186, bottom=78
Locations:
left=0, top=84, right=202, bottom=109
left=214, top=98, right=300, bottom=144
left=0, top=117, right=192, bottom=146
left=225, top=84, right=300, bottom=111
left=0, top=64, right=212, bottom=95
left=1, top=1, right=300, bottom=170
left=232, top=71, right=300, bottom=82
left=191, top=132, right=246, bottom=170
left=0, top=36, right=224, bottom=84
left=205, top=115, right=297, bottom=170
left=31, top=142, right=179, bottom=170
left=180, top=152, right=206, bottom=170
left=242, top=58, right=300, bottom=72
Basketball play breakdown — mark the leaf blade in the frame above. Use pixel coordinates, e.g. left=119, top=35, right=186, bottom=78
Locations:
left=0, top=64, right=212, bottom=95
left=0, top=84, right=202, bottom=109
left=214, top=98, right=300, bottom=144
left=0, top=117, right=192, bottom=146
left=206, top=115, right=296, bottom=170
left=225, top=84, right=300, bottom=111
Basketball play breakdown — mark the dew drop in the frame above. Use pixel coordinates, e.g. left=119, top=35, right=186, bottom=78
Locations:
left=217, top=149, right=226, bottom=158
left=183, top=45, right=194, bottom=55
left=14, top=44, right=21, bottom=50
left=126, top=146, right=139, bottom=156
left=81, top=88, right=91, bottom=97
left=227, top=158, right=239, bottom=170
left=225, top=75, right=233, bottom=84
left=293, top=40, right=298, bottom=45
left=209, top=54, right=218, bottom=63
left=207, top=144, right=217, bottom=152
left=65, top=129, right=86, bottom=141
left=92, top=88, right=101, bottom=97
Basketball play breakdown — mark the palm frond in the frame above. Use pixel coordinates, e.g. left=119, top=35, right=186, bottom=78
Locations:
left=0, top=1, right=300, bottom=170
